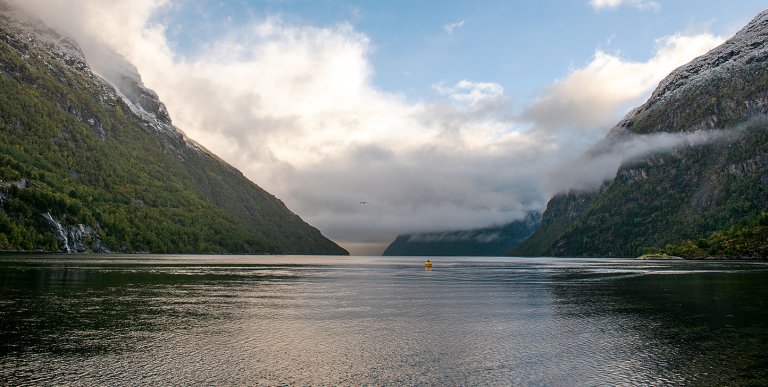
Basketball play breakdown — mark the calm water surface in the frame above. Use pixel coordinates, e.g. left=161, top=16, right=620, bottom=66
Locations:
left=1, top=255, right=767, bottom=385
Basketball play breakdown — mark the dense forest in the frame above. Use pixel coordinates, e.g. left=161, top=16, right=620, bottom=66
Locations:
left=514, top=125, right=768, bottom=257
left=657, top=212, right=768, bottom=259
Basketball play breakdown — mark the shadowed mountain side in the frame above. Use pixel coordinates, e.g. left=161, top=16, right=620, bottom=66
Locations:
left=384, top=212, right=540, bottom=256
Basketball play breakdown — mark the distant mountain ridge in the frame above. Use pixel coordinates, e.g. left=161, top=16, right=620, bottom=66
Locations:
left=0, top=3, right=347, bottom=254
left=383, top=212, right=540, bottom=256
left=512, top=10, right=768, bottom=258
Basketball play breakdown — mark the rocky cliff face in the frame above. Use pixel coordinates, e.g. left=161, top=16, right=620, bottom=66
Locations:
left=41, top=212, right=110, bottom=253
left=0, top=4, right=347, bottom=254
left=513, top=10, right=768, bottom=258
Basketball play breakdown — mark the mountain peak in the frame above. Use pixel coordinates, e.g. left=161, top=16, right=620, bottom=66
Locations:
left=648, top=10, right=768, bottom=109
left=0, top=2, right=185, bottom=138
left=603, top=9, right=768, bottom=137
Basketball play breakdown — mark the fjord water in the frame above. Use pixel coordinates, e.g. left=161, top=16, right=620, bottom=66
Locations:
left=1, top=255, right=766, bottom=385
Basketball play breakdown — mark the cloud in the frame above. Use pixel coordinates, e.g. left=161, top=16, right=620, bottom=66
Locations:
left=433, top=80, right=505, bottom=107
left=522, top=33, right=724, bottom=133
left=590, top=0, right=661, bottom=11
left=542, top=128, right=737, bottom=196
left=408, top=230, right=501, bottom=243
left=443, top=20, right=465, bottom=34
left=9, top=0, right=727, bottom=254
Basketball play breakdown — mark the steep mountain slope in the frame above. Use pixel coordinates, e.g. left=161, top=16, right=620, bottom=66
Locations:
left=513, top=10, right=768, bottom=258
left=383, top=212, right=540, bottom=256
left=0, top=5, right=347, bottom=254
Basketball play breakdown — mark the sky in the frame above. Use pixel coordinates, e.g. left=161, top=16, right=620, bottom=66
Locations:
left=11, top=0, right=767, bottom=254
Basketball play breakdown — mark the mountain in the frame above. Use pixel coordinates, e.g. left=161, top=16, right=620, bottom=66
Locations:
left=513, top=10, right=768, bottom=258
left=383, top=212, right=540, bottom=256
left=0, top=4, right=347, bottom=255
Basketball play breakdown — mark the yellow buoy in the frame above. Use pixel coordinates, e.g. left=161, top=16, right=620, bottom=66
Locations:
left=424, top=259, right=432, bottom=269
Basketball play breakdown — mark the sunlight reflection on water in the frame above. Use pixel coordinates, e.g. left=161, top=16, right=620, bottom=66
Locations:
left=1, top=255, right=767, bottom=385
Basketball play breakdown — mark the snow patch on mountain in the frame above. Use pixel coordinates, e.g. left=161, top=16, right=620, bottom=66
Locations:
left=651, top=11, right=768, bottom=105
left=0, top=1, right=211, bottom=156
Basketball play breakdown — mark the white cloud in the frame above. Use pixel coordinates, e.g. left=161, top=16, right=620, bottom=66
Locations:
left=523, top=33, right=724, bottom=133
left=590, top=0, right=661, bottom=11
left=542, top=129, right=736, bottom=196
left=443, top=20, right=465, bottom=34
left=433, top=80, right=505, bottom=106
left=9, top=0, right=727, bottom=254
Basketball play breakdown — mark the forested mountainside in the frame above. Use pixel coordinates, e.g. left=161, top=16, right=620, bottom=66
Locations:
left=0, top=4, right=347, bottom=254
left=383, top=212, right=540, bottom=256
left=513, top=10, right=768, bottom=258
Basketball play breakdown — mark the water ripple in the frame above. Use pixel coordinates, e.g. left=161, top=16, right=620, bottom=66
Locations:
left=1, top=255, right=767, bottom=385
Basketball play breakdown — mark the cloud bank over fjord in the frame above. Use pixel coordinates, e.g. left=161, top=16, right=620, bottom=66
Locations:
left=11, top=0, right=725, bottom=254
left=542, top=128, right=739, bottom=196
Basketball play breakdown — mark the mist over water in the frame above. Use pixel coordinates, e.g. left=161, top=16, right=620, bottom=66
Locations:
left=1, top=255, right=767, bottom=385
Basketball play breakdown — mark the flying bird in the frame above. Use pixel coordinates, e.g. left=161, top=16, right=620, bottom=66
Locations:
left=360, top=201, right=367, bottom=205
